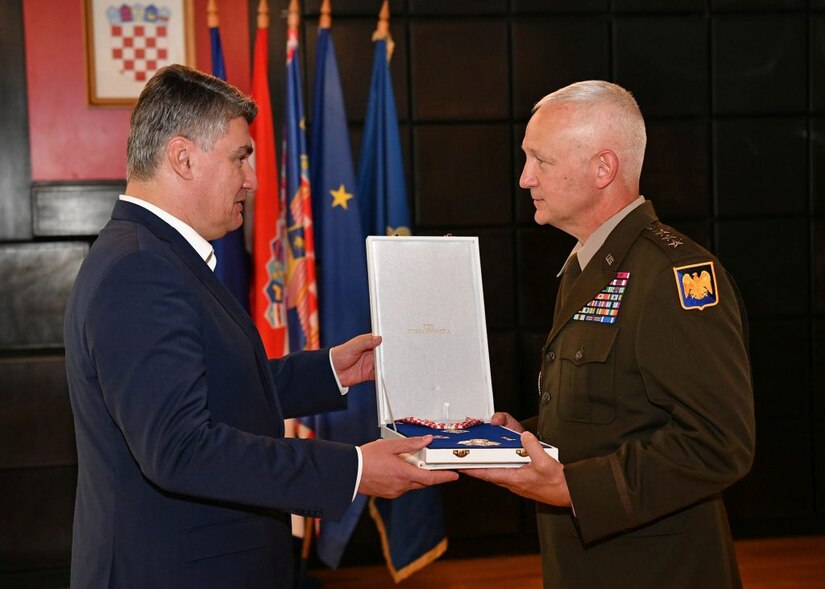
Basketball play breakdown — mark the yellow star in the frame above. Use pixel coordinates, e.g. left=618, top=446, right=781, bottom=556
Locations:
left=330, top=184, right=354, bottom=209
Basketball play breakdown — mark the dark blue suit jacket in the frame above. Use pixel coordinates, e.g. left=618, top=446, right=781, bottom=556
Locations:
left=64, top=201, right=359, bottom=588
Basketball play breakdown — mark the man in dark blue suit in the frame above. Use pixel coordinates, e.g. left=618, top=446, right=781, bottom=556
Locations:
left=64, top=64, right=457, bottom=588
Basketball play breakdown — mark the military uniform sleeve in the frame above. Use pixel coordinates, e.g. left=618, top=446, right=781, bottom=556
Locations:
left=564, top=260, right=755, bottom=543
left=521, top=415, right=539, bottom=434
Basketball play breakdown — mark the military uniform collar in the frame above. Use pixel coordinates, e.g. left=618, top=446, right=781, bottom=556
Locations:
left=557, top=196, right=646, bottom=277
left=547, top=201, right=658, bottom=343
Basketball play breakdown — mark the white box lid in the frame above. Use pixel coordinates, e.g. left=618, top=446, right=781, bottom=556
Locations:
left=366, top=236, right=494, bottom=426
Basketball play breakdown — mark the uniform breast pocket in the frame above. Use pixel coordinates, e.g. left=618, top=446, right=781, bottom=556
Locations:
left=556, top=322, right=619, bottom=424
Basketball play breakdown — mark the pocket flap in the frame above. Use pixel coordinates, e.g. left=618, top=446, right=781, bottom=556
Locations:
left=559, top=323, right=619, bottom=365
left=182, top=517, right=266, bottom=562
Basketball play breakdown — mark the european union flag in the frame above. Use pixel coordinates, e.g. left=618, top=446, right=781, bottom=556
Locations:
left=209, top=23, right=250, bottom=312
left=358, top=7, right=448, bottom=581
left=307, top=21, right=377, bottom=569
left=357, top=39, right=410, bottom=238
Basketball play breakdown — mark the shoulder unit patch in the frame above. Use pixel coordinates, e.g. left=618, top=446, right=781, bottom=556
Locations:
left=673, top=261, right=719, bottom=311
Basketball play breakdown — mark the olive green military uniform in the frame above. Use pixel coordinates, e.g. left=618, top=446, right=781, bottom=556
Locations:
left=536, top=201, right=755, bottom=588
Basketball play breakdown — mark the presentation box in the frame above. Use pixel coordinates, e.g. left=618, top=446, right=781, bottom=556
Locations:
left=366, top=235, right=558, bottom=469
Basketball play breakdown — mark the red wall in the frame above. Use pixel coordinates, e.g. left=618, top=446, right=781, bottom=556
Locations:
left=24, top=0, right=250, bottom=181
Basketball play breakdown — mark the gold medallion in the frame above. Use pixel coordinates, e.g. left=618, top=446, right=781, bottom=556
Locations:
left=458, top=439, right=501, bottom=447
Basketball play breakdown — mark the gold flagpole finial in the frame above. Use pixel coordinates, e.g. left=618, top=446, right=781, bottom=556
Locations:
left=257, top=0, right=270, bottom=29
left=288, top=0, right=300, bottom=31
left=372, top=0, right=394, bottom=61
left=319, top=0, right=332, bottom=29
left=373, top=1, right=389, bottom=39
left=207, top=0, right=219, bottom=28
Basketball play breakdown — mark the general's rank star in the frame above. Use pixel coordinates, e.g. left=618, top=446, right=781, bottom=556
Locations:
left=329, top=184, right=354, bottom=209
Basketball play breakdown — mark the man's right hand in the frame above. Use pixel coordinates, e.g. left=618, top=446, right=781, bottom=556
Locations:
left=358, top=436, right=458, bottom=498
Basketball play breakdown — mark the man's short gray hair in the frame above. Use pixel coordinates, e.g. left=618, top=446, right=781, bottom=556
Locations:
left=126, top=64, right=258, bottom=181
left=534, top=81, right=647, bottom=182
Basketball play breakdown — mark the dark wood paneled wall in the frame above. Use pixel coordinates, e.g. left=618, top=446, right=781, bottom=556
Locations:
left=0, top=0, right=31, bottom=240
left=2, top=0, right=825, bottom=584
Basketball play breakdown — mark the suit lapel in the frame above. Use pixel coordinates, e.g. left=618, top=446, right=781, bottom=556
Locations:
left=113, top=202, right=257, bottom=339
left=546, top=202, right=658, bottom=344
left=112, top=202, right=281, bottom=415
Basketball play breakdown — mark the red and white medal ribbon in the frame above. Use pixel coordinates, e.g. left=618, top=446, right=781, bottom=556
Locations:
left=398, top=416, right=484, bottom=430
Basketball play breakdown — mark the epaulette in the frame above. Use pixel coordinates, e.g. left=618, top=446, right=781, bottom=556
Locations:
left=640, top=221, right=710, bottom=263
left=642, top=221, right=721, bottom=311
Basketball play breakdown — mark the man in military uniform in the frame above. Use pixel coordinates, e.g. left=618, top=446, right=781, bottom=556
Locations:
left=464, top=81, right=755, bottom=588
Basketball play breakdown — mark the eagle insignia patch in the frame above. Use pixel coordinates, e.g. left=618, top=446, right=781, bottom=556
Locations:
left=673, top=261, right=719, bottom=311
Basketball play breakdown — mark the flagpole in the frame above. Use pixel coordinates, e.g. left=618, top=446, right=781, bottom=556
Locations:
left=207, top=0, right=218, bottom=28
left=286, top=3, right=318, bottom=581
left=292, top=0, right=315, bottom=564
left=319, top=0, right=331, bottom=29
left=360, top=1, right=446, bottom=581
left=306, top=0, right=378, bottom=570
left=257, top=0, right=268, bottom=28
left=372, top=0, right=395, bottom=61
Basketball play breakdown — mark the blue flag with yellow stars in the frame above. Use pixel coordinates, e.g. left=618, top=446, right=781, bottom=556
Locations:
left=357, top=37, right=411, bottom=237
left=358, top=13, right=448, bottom=582
left=306, top=22, right=376, bottom=569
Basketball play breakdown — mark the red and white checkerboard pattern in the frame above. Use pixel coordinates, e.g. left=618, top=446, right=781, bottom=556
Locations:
left=109, top=24, right=170, bottom=83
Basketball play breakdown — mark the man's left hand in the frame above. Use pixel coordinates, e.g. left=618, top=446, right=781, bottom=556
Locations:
left=331, top=334, right=382, bottom=387
left=461, top=431, right=572, bottom=507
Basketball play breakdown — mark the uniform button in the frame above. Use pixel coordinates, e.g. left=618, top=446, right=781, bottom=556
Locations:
left=575, top=349, right=583, bottom=361
left=541, top=392, right=551, bottom=405
left=545, top=351, right=556, bottom=362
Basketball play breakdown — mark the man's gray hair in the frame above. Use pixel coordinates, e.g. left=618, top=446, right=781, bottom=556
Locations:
left=534, top=81, right=647, bottom=182
left=126, top=64, right=258, bottom=181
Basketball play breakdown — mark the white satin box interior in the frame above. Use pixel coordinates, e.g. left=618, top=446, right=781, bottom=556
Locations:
left=366, top=235, right=558, bottom=469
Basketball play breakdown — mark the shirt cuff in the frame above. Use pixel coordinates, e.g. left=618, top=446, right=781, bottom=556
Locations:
left=329, top=350, right=349, bottom=395
left=353, top=446, right=363, bottom=501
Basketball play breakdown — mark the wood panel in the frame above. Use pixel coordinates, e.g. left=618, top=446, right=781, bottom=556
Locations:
left=0, top=0, right=32, bottom=240
left=0, top=466, right=76, bottom=576
left=0, top=243, right=88, bottom=350
left=32, top=182, right=122, bottom=237
left=0, top=357, right=76, bottom=469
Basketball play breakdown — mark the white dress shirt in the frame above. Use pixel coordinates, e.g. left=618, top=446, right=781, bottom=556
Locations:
left=558, top=196, right=646, bottom=276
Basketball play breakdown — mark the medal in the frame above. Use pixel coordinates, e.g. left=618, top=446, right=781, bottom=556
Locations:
left=398, top=416, right=484, bottom=430
left=458, top=439, right=501, bottom=447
